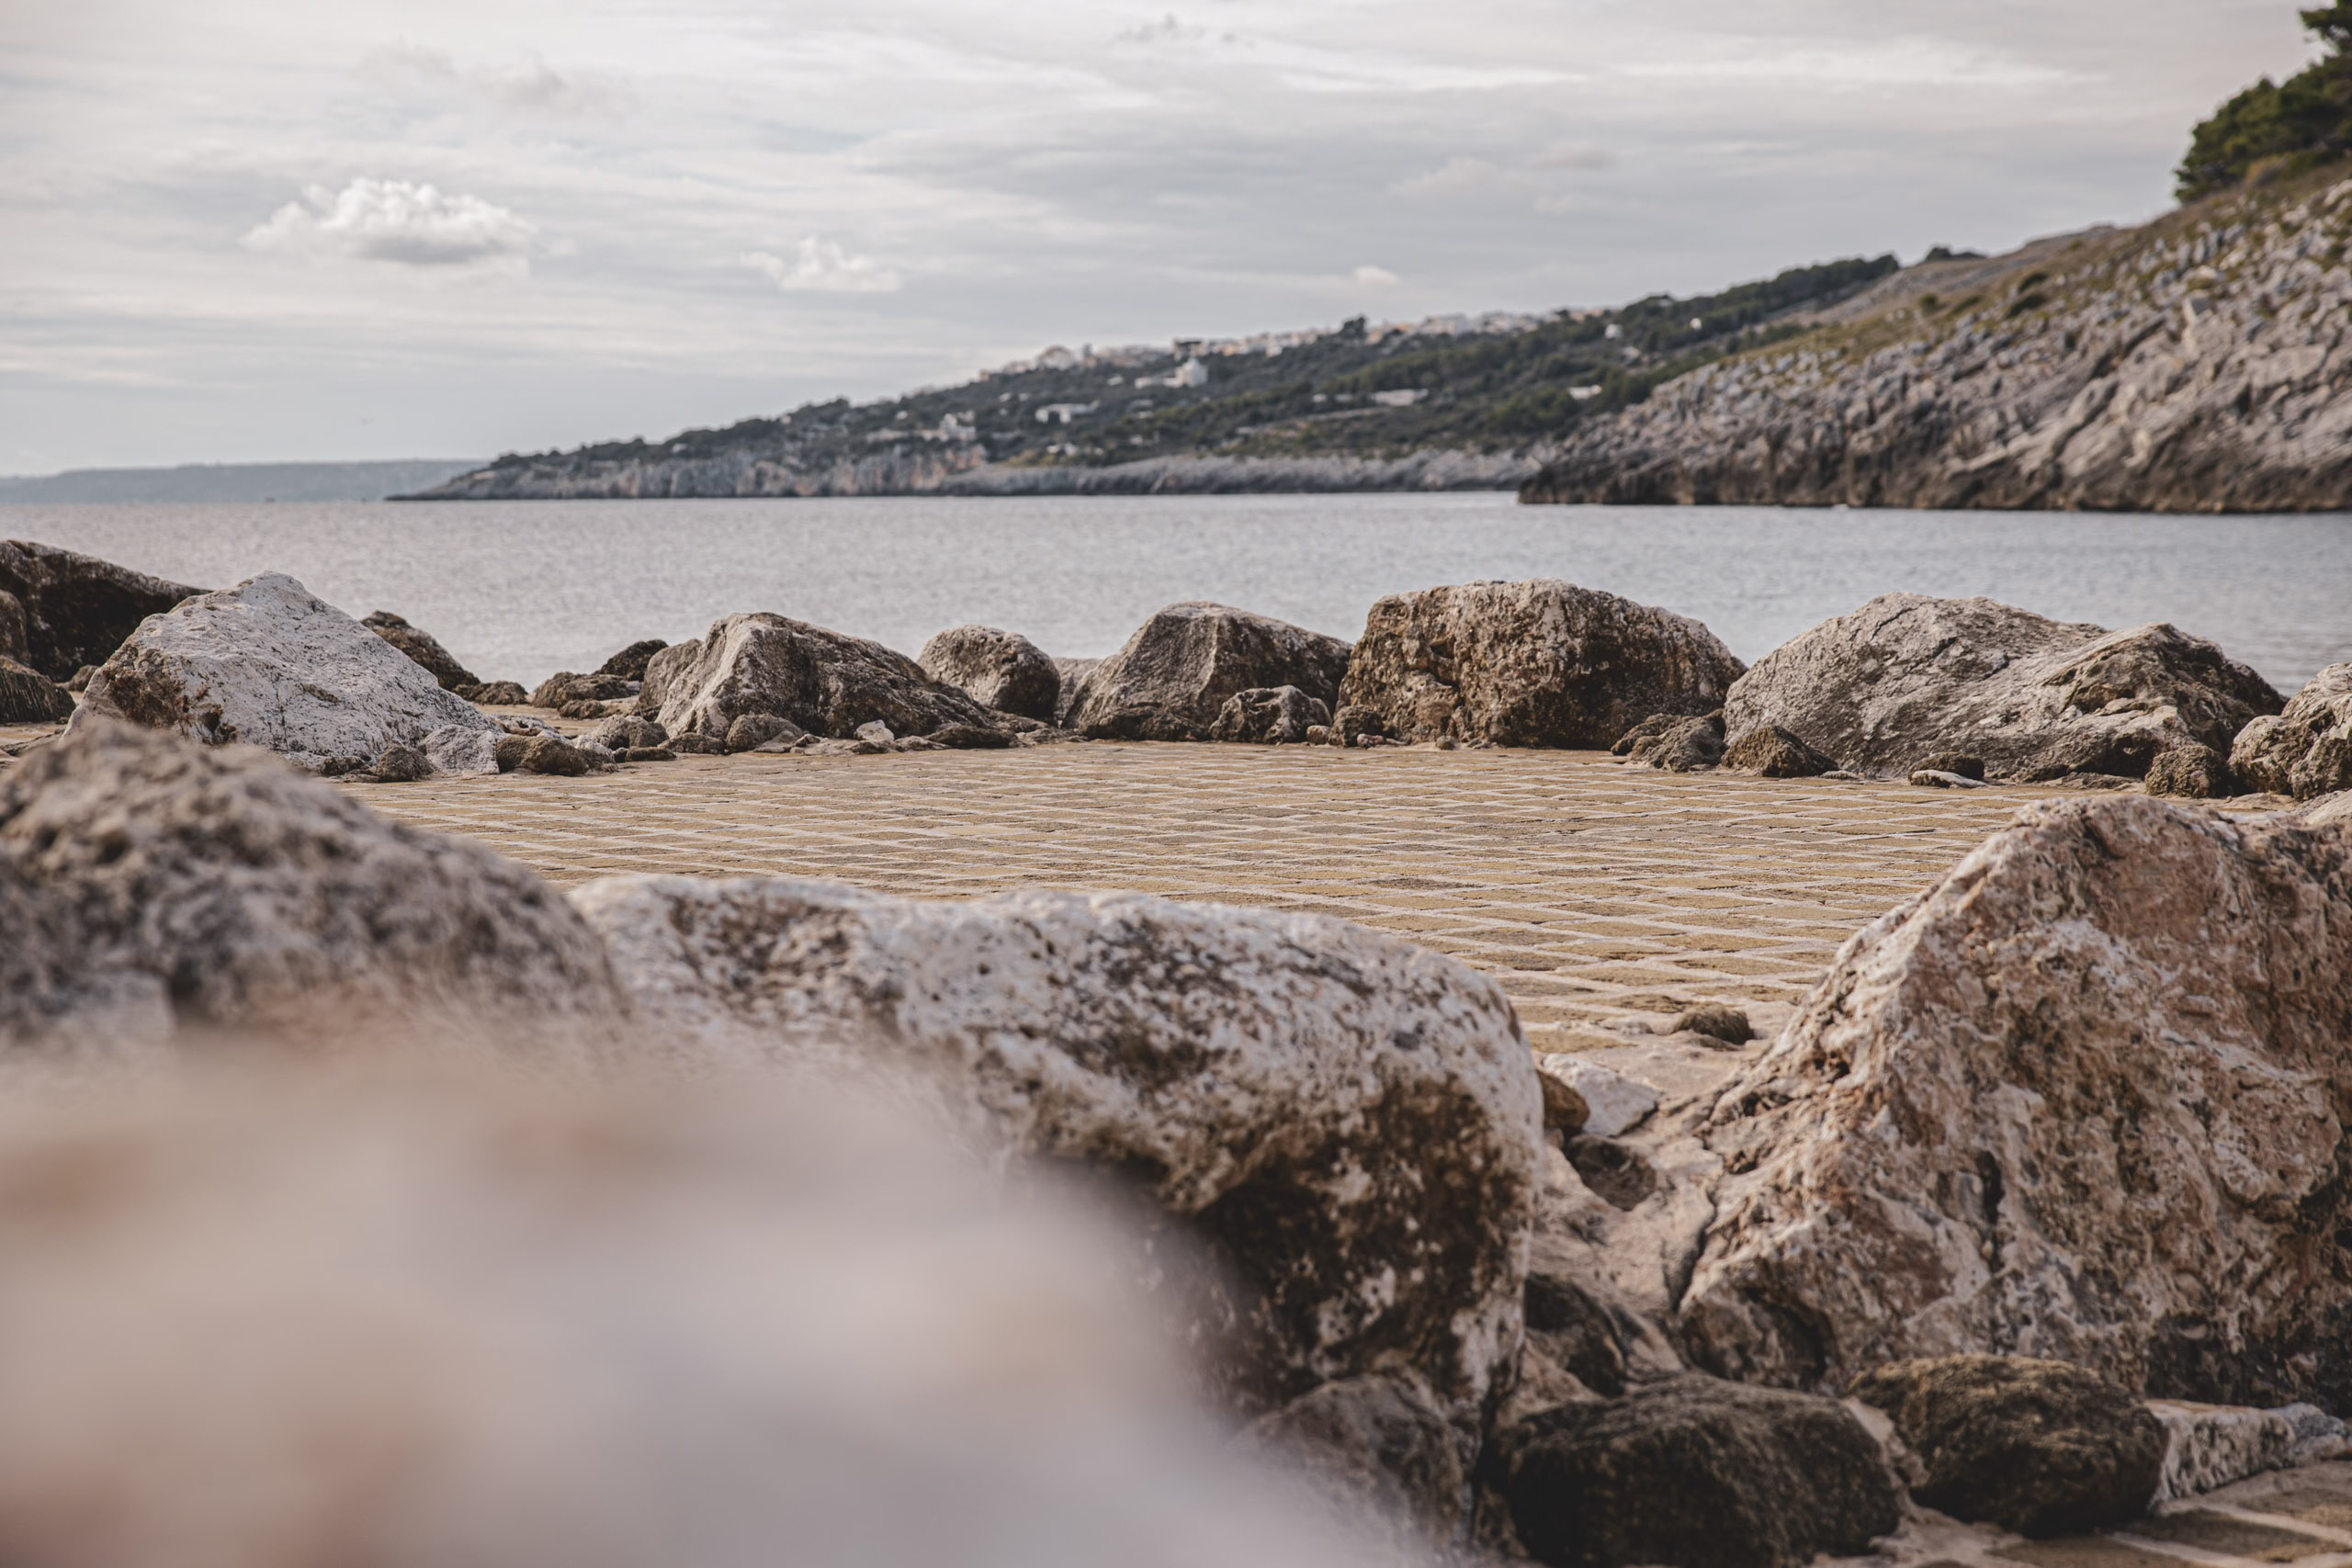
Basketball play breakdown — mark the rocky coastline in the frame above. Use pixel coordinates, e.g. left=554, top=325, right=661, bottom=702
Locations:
left=2, top=535, right=2350, bottom=1564
left=1522, top=169, right=2352, bottom=513
left=406, top=446, right=1542, bottom=500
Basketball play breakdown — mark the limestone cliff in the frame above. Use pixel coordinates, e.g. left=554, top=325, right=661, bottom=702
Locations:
left=1521, top=167, right=2352, bottom=513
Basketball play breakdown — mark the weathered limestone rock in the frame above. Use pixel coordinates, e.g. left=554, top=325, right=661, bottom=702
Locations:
left=1686, top=795, right=2352, bottom=1407
left=641, top=613, right=1007, bottom=746
left=2232, top=664, right=2352, bottom=800
left=0, top=540, right=203, bottom=682
left=529, top=671, right=635, bottom=709
left=1337, top=581, right=1744, bottom=749
left=724, top=712, right=801, bottom=752
left=457, top=680, right=528, bottom=705
left=1209, top=685, right=1331, bottom=744
left=568, top=874, right=1543, bottom=1469
left=586, top=714, right=668, bottom=753
left=0, top=657, right=74, bottom=724
left=1724, top=595, right=2281, bottom=783
left=2146, top=743, right=2236, bottom=798
left=517, top=733, right=599, bottom=775
left=1723, top=725, right=1836, bottom=778
left=1072, top=603, right=1351, bottom=742
left=2145, top=1401, right=2352, bottom=1501
left=1534, top=1055, right=1659, bottom=1140
left=1484, top=1376, right=1900, bottom=1568
left=361, top=611, right=480, bottom=691
left=1613, top=712, right=1724, bottom=772
left=69, top=574, right=501, bottom=776
left=918, top=626, right=1060, bottom=720
left=0, top=590, right=27, bottom=665
left=1850, top=1355, right=2165, bottom=1536
left=0, top=723, right=623, bottom=1058
left=594, top=637, right=668, bottom=682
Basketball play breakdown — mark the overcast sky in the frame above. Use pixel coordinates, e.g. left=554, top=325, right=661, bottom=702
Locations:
left=0, top=0, right=2315, bottom=472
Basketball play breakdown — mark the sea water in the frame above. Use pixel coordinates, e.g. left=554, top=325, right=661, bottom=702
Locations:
left=4, top=492, right=2346, bottom=694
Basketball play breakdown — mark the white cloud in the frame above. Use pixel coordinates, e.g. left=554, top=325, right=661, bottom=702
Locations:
left=360, top=42, right=634, bottom=118
left=243, top=179, right=537, bottom=271
left=1352, top=265, right=1399, bottom=287
left=741, top=239, right=902, bottom=294
left=1392, top=157, right=1519, bottom=198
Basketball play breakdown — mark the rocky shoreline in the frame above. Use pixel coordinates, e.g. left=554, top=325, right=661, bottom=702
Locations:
left=1521, top=169, right=2352, bottom=513
left=1, top=534, right=2349, bottom=1563
left=405, top=446, right=1542, bottom=500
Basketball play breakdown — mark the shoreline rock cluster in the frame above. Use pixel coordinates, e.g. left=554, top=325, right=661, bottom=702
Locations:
left=2, top=717, right=2349, bottom=1563
left=3, top=536, right=2344, bottom=818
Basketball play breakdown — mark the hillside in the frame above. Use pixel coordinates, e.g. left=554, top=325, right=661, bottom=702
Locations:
left=404, top=257, right=1897, bottom=500
left=0, top=459, right=483, bottom=505
left=1521, top=164, right=2352, bottom=513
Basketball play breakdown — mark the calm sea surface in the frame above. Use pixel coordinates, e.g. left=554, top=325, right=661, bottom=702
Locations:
left=4, top=493, right=2346, bottom=694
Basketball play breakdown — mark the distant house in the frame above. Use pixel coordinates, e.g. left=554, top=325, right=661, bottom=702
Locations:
left=1035, top=402, right=1099, bottom=424
left=1136, top=357, right=1208, bottom=389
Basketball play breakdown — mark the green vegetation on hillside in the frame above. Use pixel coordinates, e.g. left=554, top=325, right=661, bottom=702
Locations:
left=474, top=254, right=1897, bottom=480
left=2178, top=5, right=2352, bottom=199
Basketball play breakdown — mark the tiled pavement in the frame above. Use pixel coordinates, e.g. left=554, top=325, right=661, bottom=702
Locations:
left=332, top=740, right=2063, bottom=1051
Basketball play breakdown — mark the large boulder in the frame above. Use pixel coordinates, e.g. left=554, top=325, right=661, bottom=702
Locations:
left=1335, top=581, right=1743, bottom=749
left=0, top=657, right=74, bottom=724
left=2233, top=663, right=2352, bottom=800
left=1482, top=1376, right=1900, bottom=1568
left=69, top=574, right=500, bottom=776
left=0, top=1067, right=1383, bottom=1568
left=640, top=613, right=1008, bottom=745
left=0, top=540, right=203, bottom=682
left=1209, top=686, right=1330, bottom=744
left=918, top=625, right=1060, bottom=719
left=1850, top=1355, right=2165, bottom=1536
left=567, top=873, right=1544, bottom=1529
left=594, top=637, right=668, bottom=682
left=0, top=722, right=623, bottom=1060
left=1724, top=594, right=2282, bottom=783
left=361, top=610, right=480, bottom=691
left=1685, top=795, right=2352, bottom=1407
left=1071, top=603, right=1351, bottom=741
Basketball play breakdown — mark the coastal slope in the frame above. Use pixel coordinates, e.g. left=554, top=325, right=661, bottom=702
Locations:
left=1521, top=167, right=2352, bottom=513
left=404, top=258, right=1897, bottom=501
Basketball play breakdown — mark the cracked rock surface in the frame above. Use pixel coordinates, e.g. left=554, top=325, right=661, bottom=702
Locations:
left=71, top=573, right=501, bottom=777
left=1523, top=174, right=2352, bottom=512
left=569, top=871, right=1544, bottom=1484
left=0, top=723, right=623, bottom=1061
left=1683, top=795, right=2352, bottom=1407
left=1724, top=592, right=2279, bottom=782
left=1337, top=580, right=1744, bottom=750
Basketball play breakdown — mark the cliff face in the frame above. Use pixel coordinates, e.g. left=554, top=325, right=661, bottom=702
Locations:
left=409, top=445, right=1539, bottom=500
left=1521, top=169, right=2352, bottom=513
left=415, top=443, right=993, bottom=501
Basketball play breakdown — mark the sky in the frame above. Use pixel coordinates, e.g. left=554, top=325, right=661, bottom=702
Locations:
left=0, top=0, right=2318, bottom=473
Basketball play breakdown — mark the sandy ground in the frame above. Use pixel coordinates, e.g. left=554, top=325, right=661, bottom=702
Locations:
left=324, top=738, right=2084, bottom=1053
left=2, top=723, right=2288, bottom=1054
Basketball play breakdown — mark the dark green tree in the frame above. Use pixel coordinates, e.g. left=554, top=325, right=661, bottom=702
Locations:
left=2177, top=6, right=2352, bottom=198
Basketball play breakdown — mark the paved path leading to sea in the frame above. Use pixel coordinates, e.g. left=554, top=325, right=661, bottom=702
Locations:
left=347, top=741, right=2057, bottom=1050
